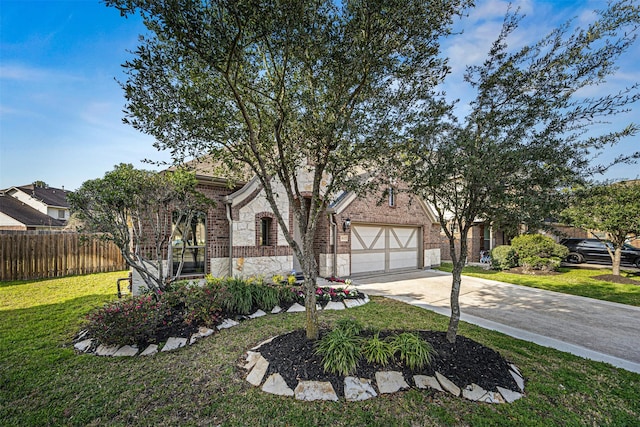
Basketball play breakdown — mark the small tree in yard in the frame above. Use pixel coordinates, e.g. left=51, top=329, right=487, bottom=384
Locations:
left=398, top=1, right=640, bottom=343
left=105, top=0, right=471, bottom=340
left=562, top=181, right=640, bottom=275
left=68, top=163, right=212, bottom=297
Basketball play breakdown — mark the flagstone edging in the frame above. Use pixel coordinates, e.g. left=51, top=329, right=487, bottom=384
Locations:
left=242, top=337, right=525, bottom=403
left=73, top=295, right=370, bottom=358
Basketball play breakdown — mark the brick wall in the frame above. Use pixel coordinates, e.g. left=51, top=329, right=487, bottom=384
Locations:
left=196, top=182, right=240, bottom=271
left=336, top=189, right=440, bottom=256
left=546, top=225, right=590, bottom=241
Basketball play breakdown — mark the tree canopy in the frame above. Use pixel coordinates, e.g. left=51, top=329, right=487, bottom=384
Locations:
left=106, top=0, right=471, bottom=339
left=397, top=1, right=640, bottom=342
left=68, top=163, right=212, bottom=296
left=562, top=180, right=640, bottom=275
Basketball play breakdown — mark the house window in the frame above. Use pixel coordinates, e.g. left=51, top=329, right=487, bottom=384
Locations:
left=171, top=211, right=206, bottom=276
left=388, top=187, right=395, bottom=207
left=260, top=217, right=272, bottom=246
left=58, top=210, right=65, bottom=219
left=256, top=213, right=277, bottom=247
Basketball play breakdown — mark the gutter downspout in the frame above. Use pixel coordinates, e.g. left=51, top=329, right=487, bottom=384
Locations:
left=226, top=203, right=233, bottom=277
left=329, top=213, right=338, bottom=277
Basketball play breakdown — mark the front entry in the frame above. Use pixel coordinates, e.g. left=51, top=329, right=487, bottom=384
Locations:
left=350, top=224, right=421, bottom=275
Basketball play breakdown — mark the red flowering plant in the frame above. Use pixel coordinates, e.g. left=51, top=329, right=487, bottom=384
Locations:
left=85, top=295, right=163, bottom=346
left=319, top=277, right=360, bottom=301
left=291, top=287, right=306, bottom=305
left=163, top=281, right=227, bottom=328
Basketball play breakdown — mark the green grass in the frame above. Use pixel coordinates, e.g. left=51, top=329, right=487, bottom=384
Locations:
left=1, top=272, right=639, bottom=426
left=436, top=263, right=640, bottom=307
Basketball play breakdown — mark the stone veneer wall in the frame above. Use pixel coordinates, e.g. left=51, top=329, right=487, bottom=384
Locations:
left=131, top=260, right=168, bottom=295
left=231, top=255, right=294, bottom=277
left=317, top=253, right=350, bottom=278
left=424, top=248, right=441, bottom=268
left=233, top=182, right=290, bottom=246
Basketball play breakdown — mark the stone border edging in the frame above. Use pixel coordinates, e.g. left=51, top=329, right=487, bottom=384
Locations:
left=242, top=333, right=525, bottom=403
left=73, top=295, right=371, bottom=357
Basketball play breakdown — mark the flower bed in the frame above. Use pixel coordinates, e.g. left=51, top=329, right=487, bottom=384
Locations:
left=83, top=275, right=365, bottom=348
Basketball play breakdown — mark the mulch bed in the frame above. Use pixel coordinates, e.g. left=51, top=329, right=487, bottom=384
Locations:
left=257, top=329, right=520, bottom=398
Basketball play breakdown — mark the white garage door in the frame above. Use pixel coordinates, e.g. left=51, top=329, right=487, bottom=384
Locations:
left=350, top=224, right=420, bottom=275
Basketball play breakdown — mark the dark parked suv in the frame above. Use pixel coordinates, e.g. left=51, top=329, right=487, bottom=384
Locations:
left=560, top=238, right=640, bottom=267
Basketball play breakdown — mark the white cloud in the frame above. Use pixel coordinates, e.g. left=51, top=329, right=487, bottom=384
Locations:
left=0, top=63, right=83, bottom=83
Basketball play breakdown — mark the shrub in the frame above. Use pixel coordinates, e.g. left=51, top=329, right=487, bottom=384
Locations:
left=361, top=333, right=394, bottom=366
left=162, top=280, right=223, bottom=327
left=335, top=317, right=365, bottom=336
left=520, top=255, right=562, bottom=273
left=390, top=332, right=435, bottom=370
left=277, top=285, right=298, bottom=306
left=252, top=282, right=280, bottom=311
left=218, top=277, right=254, bottom=314
left=315, top=328, right=362, bottom=376
left=511, top=234, right=569, bottom=272
left=85, top=295, right=162, bottom=346
left=183, top=282, right=226, bottom=327
left=491, top=245, right=518, bottom=270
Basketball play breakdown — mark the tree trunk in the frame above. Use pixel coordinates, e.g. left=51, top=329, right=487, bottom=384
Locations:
left=303, top=276, right=319, bottom=340
left=612, top=246, right=622, bottom=276
left=446, top=228, right=469, bottom=344
left=300, top=245, right=319, bottom=340
left=446, top=259, right=464, bottom=343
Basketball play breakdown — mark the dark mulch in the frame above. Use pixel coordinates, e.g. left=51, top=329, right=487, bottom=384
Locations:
left=256, top=329, right=520, bottom=398
left=592, top=274, right=640, bottom=285
left=153, top=314, right=200, bottom=345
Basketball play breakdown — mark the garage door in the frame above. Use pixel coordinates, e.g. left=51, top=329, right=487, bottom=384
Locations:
left=350, top=224, right=420, bottom=275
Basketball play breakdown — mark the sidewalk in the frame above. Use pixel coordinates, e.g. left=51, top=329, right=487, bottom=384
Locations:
left=353, top=269, right=640, bottom=374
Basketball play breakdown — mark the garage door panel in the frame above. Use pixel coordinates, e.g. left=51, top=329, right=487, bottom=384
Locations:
left=389, top=251, right=418, bottom=270
left=352, top=225, right=384, bottom=250
left=389, top=227, right=417, bottom=249
left=351, top=253, right=385, bottom=274
left=351, top=224, right=420, bottom=275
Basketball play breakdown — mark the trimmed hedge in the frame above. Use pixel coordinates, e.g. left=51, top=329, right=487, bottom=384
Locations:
left=511, top=234, right=568, bottom=272
left=490, top=245, right=518, bottom=270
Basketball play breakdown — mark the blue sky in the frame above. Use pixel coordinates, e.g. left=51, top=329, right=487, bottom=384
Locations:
left=1, top=0, right=638, bottom=191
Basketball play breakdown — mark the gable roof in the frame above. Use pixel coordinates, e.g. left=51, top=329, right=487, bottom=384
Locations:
left=8, top=184, right=70, bottom=208
left=0, top=195, right=67, bottom=227
left=167, top=156, right=253, bottom=185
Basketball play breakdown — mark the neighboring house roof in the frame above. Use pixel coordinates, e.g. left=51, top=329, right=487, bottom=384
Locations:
left=0, top=195, right=67, bottom=227
left=5, top=184, right=70, bottom=208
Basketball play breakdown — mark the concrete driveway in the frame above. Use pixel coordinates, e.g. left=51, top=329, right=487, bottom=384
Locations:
left=353, top=269, right=640, bottom=374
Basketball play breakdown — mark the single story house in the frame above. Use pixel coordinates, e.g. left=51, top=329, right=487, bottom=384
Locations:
left=132, top=160, right=443, bottom=293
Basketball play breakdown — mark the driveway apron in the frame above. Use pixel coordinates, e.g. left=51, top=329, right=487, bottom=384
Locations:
left=354, top=270, right=640, bottom=374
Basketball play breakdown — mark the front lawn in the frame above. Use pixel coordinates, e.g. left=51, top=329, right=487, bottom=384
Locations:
left=437, top=263, right=640, bottom=307
left=1, top=272, right=639, bottom=426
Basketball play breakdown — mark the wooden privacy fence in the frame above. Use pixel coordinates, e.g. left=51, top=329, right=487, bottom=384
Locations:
left=0, top=231, right=126, bottom=281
